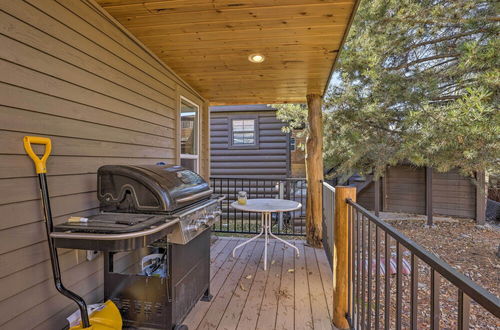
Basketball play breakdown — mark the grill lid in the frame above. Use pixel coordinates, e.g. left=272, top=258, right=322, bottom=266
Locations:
left=97, top=164, right=211, bottom=213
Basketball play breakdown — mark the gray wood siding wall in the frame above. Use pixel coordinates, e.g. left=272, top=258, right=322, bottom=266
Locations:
left=210, top=112, right=289, bottom=178
left=357, top=165, right=476, bottom=218
left=0, top=1, right=205, bottom=329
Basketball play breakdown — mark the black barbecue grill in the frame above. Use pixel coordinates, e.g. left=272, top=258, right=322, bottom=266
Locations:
left=52, top=164, right=223, bottom=330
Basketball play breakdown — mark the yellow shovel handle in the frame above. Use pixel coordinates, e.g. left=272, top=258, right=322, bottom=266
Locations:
left=23, top=136, right=52, bottom=174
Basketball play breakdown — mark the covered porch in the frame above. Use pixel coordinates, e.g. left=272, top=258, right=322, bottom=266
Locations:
left=3, top=0, right=498, bottom=329
left=0, top=0, right=358, bottom=329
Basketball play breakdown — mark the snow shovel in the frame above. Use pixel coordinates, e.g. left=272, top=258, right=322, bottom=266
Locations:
left=23, top=136, right=122, bottom=330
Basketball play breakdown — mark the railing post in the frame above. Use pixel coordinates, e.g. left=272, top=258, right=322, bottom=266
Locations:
left=278, top=181, right=284, bottom=231
left=333, top=186, right=357, bottom=329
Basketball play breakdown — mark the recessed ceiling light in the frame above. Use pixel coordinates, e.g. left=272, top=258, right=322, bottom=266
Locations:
left=248, top=53, right=265, bottom=63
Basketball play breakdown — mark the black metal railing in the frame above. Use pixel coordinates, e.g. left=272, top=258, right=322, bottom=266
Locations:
left=210, top=177, right=307, bottom=236
left=322, top=181, right=335, bottom=266
left=346, top=200, right=500, bottom=329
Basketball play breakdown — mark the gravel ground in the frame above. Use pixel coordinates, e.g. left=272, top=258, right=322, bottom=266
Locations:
left=387, top=218, right=500, bottom=329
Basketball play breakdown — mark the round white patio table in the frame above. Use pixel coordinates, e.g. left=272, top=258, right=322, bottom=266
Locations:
left=231, top=198, right=301, bottom=270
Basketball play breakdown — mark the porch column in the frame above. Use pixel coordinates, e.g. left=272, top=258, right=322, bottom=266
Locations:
left=305, top=93, right=324, bottom=248
left=333, top=186, right=356, bottom=329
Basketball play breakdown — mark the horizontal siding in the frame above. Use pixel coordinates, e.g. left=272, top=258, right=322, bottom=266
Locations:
left=357, top=181, right=375, bottom=210
left=0, top=1, right=204, bottom=329
left=210, top=112, right=289, bottom=178
left=378, top=165, right=476, bottom=218
left=432, top=169, right=475, bottom=218
left=385, top=165, right=426, bottom=214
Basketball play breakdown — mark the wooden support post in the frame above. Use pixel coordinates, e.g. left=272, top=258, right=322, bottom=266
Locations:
left=374, top=176, right=381, bottom=217
left=305, top=93, right=324, bottom=247
left=333, top=186, right=356, bottom=329
left=382, top=169, right=388, bottom=211
left=426, top=167, right=433, bottom=227
left=476, top=171, right=486, bottom=225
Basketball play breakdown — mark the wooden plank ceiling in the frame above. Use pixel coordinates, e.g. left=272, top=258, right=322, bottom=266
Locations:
left=95, top=0, right=357, bottom=105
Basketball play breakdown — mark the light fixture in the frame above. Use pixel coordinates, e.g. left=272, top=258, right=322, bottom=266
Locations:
left=248, top=53, right=265, bottom=63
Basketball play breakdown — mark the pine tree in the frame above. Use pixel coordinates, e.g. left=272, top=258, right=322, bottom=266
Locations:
left=276, top=0, right=499, bottom=179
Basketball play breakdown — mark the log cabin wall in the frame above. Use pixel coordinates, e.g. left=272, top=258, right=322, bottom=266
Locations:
left=0, top=1, right=206, bottom=329
left=357, top=165, right=477, bottom=218
left=210, top=105, right=290, bottom=179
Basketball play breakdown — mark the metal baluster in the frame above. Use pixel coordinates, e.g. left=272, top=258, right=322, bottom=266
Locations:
left=361, top=215, right=366, bottom=329
left=255, top=179, right=258, bottom=233
left=348, top=205, right=353, bottom=320
left=234, top=178, right=237, bottom=232
left=301, top=179, right=304, bottom=235
left=457, top=290, right=470, bottom=330
left=410, top=253, right=418, bottom=329
left=240, top=179, right=247, bottom=232
left=430, top=269, right=440, bottom=329
left=367, top=219, right=372, bottom=329
left=356, top=209, right=361, bottom=329
left=227, top=178, right=230, bottom=231
left=375, top=226, right=380, bottom=330
left=396, top=243, right=402, bottom=329
left=385, top=232, right=391, bottom=329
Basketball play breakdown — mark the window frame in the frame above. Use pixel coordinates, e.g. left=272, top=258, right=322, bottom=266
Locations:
left=228, top=115, right=259, bottom=149
left=179, top=96, right=200, bottom=172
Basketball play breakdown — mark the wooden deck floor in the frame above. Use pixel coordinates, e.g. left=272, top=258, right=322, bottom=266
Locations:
left=185, top=236, right=334, bottom=330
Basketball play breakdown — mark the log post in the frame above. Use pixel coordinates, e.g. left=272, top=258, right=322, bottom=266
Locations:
left=305, top=93, right=324, bottom=247
left=333, top=186, right=356, bottom=329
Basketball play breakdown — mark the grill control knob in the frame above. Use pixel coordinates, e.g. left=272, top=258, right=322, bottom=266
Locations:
left=196, top=218, right=209, bottom=228
left=186, top=224, right=200, bottom=232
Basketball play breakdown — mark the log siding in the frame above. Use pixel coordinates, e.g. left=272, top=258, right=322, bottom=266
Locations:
left=210, top=107, right=290, bottom=179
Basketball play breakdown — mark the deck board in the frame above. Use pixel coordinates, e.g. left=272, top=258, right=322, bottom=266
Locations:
left=185, top=236, right=334, bottom=330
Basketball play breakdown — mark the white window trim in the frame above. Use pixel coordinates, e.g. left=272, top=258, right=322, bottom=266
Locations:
left=232, top=119, right=256, bottom=145
left=179, top=96, right=200, bottom=173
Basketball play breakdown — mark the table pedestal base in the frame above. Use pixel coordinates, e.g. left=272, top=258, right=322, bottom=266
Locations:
left=232, top=211, right=300, bottom=270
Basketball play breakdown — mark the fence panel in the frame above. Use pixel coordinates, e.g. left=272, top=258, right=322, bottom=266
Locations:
left=210, top=177, right=307, bottom=236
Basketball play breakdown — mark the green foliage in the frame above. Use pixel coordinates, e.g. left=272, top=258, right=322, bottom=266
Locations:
left=320, top=0, right=500, bottom=178
left=272, top=103, right=308, bottom=150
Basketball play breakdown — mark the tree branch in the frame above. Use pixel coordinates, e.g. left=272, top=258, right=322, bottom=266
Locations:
left=403, top=29, right=488, bottom=52
left=387, top=54, right=460, bottom=71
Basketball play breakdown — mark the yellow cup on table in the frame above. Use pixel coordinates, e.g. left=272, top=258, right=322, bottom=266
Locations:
left=238, top=191, right=247, bottom=205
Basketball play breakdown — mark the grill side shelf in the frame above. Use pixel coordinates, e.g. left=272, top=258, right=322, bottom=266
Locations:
left=51, top=218, right=179, bottom=240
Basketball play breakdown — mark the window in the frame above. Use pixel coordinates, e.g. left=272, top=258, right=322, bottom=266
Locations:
left=290, top=137, right=296, bottom=151
left=180, top=97, right=199, bottom=172
left=231, top=119, right=256, bottom=145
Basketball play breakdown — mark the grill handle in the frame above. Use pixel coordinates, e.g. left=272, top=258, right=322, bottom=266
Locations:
left=50, top=218, right=179, bottom=240
left=176, top=189, right=213, bottom=203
